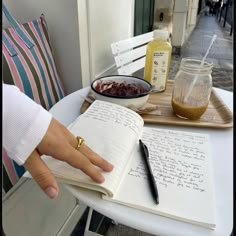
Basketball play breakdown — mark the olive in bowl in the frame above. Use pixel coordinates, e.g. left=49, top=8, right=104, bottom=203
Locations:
left=91, top=75, right=152, bottom=108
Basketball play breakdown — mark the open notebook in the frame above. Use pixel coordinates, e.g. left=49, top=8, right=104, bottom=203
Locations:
left=25, top=100, right=216, bottom=229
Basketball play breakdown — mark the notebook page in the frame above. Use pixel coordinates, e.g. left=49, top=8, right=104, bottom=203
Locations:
left=110, top=127, right=215, bottom=228
left=44, top=100, right=144, bottom=196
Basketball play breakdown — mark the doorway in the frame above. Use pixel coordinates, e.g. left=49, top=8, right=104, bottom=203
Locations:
left=134, top=0, right=155, bottom=36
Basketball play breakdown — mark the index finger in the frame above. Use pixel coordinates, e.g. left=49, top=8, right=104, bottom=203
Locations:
left=65, top=147, right=106, bottom=183
left=24, top=149, right=59, bottom=199
left=78, top=143, right=114, bottom=172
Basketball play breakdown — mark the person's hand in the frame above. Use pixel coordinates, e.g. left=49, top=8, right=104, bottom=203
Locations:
left=24, top=118, right=113, bottom=199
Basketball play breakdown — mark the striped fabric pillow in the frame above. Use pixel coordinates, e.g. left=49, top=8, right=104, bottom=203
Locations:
left=2, top=8, right=65, bottom=110
left=2, top=148, right=25, bottom=192
left=2, top=4, right=65, bottom=191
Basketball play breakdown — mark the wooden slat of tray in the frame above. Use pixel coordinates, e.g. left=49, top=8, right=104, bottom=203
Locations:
left=80, top=80, right=233, bottom=128
left=143, top=80, right=232, bottom=128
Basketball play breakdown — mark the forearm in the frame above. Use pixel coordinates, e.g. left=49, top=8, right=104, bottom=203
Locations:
left=3, top=84, right=52, bottom=165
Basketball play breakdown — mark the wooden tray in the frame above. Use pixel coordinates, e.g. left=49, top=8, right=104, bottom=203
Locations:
left=80, top=80, right=233, bottom=128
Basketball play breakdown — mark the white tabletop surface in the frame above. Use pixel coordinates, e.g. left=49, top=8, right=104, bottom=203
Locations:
left=49, top=87, right=233, bottom=236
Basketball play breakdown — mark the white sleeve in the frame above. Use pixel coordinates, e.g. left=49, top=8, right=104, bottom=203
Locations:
left=3, top=84, right=52, bottom=165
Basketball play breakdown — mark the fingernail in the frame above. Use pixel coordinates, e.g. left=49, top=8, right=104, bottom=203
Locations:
left=45, top=187, right=58, bottom=199
left=98, top=175, right=105, bottom=183
left=109, top=163, right=114, bottom=170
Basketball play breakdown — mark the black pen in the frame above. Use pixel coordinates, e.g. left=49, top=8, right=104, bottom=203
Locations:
left=139, top=139, right=159, bottom=205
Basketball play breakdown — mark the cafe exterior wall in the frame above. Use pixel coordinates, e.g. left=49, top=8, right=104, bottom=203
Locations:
left=153, top=0, right=203, bottom=54
left=172, top=0, right=204, bottom=54
left=153, top=0, right=174, bottom=33
left=84, top=0, right=135, bottom=80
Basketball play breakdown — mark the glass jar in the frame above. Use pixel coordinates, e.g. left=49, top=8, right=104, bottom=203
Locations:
left=171, top=58, right=213, bottom=120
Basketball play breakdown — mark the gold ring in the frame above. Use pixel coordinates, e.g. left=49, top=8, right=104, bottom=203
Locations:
left=75, top=136, right=85, bottom=150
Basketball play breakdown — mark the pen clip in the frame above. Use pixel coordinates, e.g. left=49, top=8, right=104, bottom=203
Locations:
left=143, top=143, right=149, bottom=158
left=139, top=140, right=149, bottom=158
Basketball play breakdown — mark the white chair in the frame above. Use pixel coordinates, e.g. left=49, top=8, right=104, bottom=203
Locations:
left=111, top=31, right=154, bottom=76
left=2, top=177, right=87, bottom=236
left=111, top=30, right=172, bottom=77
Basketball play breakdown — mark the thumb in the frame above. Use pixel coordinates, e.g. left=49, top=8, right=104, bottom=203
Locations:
left=24, top=149, right=59, bottom=199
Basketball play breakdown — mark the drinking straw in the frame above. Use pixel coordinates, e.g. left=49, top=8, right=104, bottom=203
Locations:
left=183, top=34, right=217, bottom=103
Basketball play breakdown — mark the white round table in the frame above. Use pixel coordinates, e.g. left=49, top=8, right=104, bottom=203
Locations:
left=50, top=87, right=233, bottom=236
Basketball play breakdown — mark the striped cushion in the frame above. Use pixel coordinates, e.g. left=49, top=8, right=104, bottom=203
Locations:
left=2, top=7, right=66, bottom=191
left=2, top=15, right=65, bottom=110
left=2, top=148, right=25, bottom=192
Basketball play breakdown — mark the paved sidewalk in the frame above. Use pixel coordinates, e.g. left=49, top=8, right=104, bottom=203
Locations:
left=170, top=14, right=233, bottom=92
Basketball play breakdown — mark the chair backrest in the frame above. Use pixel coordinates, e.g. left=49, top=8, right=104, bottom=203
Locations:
left=111, top=31, right=154, bottom=75
left=2, top=4, right=65, bottom=193
left=2, top=148, right=26, bottom=192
